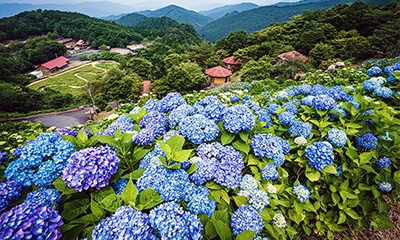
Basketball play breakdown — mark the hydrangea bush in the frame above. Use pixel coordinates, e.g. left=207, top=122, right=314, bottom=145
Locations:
left=0, top=60, right=399, bottom=240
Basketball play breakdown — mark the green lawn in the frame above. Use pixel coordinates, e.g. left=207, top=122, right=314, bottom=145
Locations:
left=29, top=62, right=116, bottom=95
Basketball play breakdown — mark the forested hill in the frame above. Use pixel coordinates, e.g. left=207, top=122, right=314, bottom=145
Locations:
left=0, top=10, right=142, bottom=47
left=114, top=13, right=147, bottom=27
left=199, top=0, right=398, bottom=43
left=199, top=2, right=259, bottom=20
left=136, top=5, right=213, bottom=30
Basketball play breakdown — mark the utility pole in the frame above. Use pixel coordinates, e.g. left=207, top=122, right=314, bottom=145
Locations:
left=87, top=88, right=96, bottom=107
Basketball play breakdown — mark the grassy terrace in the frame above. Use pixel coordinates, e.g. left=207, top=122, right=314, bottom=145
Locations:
left=29, top=62, right=118, bottom=95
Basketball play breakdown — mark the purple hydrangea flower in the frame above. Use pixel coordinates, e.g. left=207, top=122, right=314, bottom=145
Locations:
left=0, top=202, right=63, bottom=239
left=0, top=180, right=22, bottom=213
left=62, top=146, right=120, bottom=191
left=56, top=128, right=78, bottom=137
left=0, top=151, right=8, bottom=164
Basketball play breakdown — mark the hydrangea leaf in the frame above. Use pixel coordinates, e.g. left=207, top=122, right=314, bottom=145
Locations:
left=233, top=139, right=250, bottom=155
left=212, top=219, right=233, bottom=240
left=233, top=196, right=247, bottom=208
left=205, top=221, right=218, bottom=239
left=323, top=165, right=338, bottom=175
left=221, top=131, right=235, bottom=145
left=62, top=198, right=90, bottom=221
left=186, top=163, right=197, bottom=175
left=137, top=189, right=163, bottom=210
left=236, top=230, right=256, bottom=240
left=174, top=149, right=193, bottom=163
left=100, top=194, right=122, bottom=212
left=119, top=178, right=138, bottom=204
left=77, top=129, right=88, bottom=142
left=166, top=134, right=185, bottom=151
left=53, top=177, right=77, bottom=195
left=305, top=168, right=320, bottom=182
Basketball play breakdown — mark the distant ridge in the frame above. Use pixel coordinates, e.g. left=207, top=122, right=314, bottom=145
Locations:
left=0, top=1, right=135, bottom=18
left=199, top=2, right=259, bottom=20
left=135, top=5, right=213, bottom=30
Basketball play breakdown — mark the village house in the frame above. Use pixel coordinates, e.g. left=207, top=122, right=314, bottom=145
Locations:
left=223, top=56, right=242, bottom=72
left=127, top=44, right=148, bottom=52
left=276, top=50, right=309, bottom=64
left=76, top=39, right=89, bottom=48
left=205, top=66, right=232, bottom=86
left=36, top=56, right=70, bottom=75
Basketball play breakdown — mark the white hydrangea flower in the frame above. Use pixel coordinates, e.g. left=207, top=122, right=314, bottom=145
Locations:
left=237, top=190, right=250, bottom=198
left=107, top=113, right=119, bottom=120
left=294, top=136, right=307, bottom=145
left=189, top=156, right=202, bottom=164
left=266, top=184, right=277, bottom=194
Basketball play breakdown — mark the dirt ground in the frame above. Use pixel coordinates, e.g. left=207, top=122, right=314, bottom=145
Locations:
left=110, top=47, right=131, bottom=55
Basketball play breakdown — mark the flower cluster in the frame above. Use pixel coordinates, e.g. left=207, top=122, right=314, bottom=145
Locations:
left=179, top=114, right=219, bottom=144
left=305, top=142, right=334, bottom=170
left=363, top=79, right=381, bottom=92
left=273, top=213, right=287, bottom=229
left=23, top=188, right=61, bottom=209
left=367, top=66, right=382, bottom=77
left=0, top=180, right=22, bottom=212
left=96, top=115, right=135, bottom=137
left=193, top=95, right=227, bottom=122
left=62, top=146, right=120, bottom=191
left=149, top=202, right=203, bottom=240
left=92, top=206, right=155, bottom=240
left=0, top=151, right=8, bottom=165
left=239, top=174, right=259, bottom=197
left=289, top=121, right=312, bottom=138
left=231, top=205, right=263, bottom=235
left=312, top=95, right=336, bottom=110
left=0, top=202, right=63, bottom=239
left=292, top=184, right=310, bottom=202
left=327, top=128, right=347, bottom=147
left=376, top=157, right=391, bottom=168
left=374, top=87, right=393, bottom=98
left=261, top=164, right=279, bottom=181
left=231, top=94, right=240, bottom=103
left=378, top=182, right=392, bottom=192
left=5, top=133, right=76, bottom=188
left=278, top=111, right=296, bottom=126
left=355, top=133, right=378, bottom=149
left=168, top=104, right=193, bottom=128
left=251, top=134, right=288, bottom=164
left=56, top=127, right=78, bottom=137
left=249, top=190, right=269, bottom=212
left=294, top=136, right=307, bottom=145
left=334, top=165, right=343, bottom=176
left=185, top=185, right=216, bottom=217
left=222, top=105, right=255, bottom=133
left=191, top=142, right=244, bottom=188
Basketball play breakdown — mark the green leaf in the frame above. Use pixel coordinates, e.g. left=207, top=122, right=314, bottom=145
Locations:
left=205, top=221, right=218, bottom=239
left=372, top=215, right=395, bottom=229
left=212, top=208, right=229, bottom=224
left=232, top=139, right=250, bottom=155
left=213, top=220, right=233, bottom=240
left=174, top=149, right=193, bottom=163
left=137, top=189, right=163, bottom=210
left=305, top=169, right=320, bottom=182
left=394, top=171, right=400, bottom=182
left=90, top=199, right=104, bottom=219
left=248, top=154, right=259, bottom=166
left=77, top=129, right=88, bottom=142
left=52, top=177, right=77, bottom=195
left=100, top=194, right=122, bottom=212
left=166, top=134, right=185, bottom=151
left=210, top=190, right=221, bottom=203
left=132, top=146, right=149, bottom=161
left=221, top=131, right=235, bottom=145
left=168, top=162, right=181, bottom=169
left=220, top=190, right=230, bottom=204
left=91, top=186, right=115, bottom=203
left=359, top=152, right=373, bottom=165
left=236, top=230, right=256, bottom=240
left=96, top=135, right=118, bottom=148
left=360, top=165, right=377, bottom=174
left=345, top=209, right=360, bottom=219
left=324, top=165, right=338, bottom=175
left=289, top=208, right=303, bottom=225
left=119, top=178, right=138, bottom=204
left=337, top=211, right=347, bottom=224
left=70, top=214, right=97, bottom=224
left=157, top=141, right=172, bottom=156
left=123, top=168, right=145, bottom=180
left=158, top=156, right=168, bottom=167
left=62, top=198, right=90, bottom=221
left=332, top=192, right=340, bottom=205
left=239, top=131, right=249, bottom=142
left=186, top=164, right=198, bottom=175
left=233, top=196, right=247, bottom=207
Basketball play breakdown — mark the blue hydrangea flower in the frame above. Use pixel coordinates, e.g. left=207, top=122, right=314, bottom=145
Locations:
left=363, top=79, right=382, bottom=92
left=140, top=110, right=168, bottom=129
left=268, top=103, right=280, bottom=115
left=149, top=202, right=203, bottom=240
left=135, top=128, right=157, bottom=145
left=179, top=114, right=219, bottom=144
left=374, top=87, right=393, bottom=98
left=333, top=165, right=343, bottom=176
left=282, top=102, right=298, bottom=114
left=231, top=94, right=240, bottom=103
left=329, top=103, right=347, bottom=119
left=387, top=71, right=399, bottom=83
left=276, top=90, right=289, bottom=100
left=23, top=188, right=61, bottom=209
left=289, top=121, right=312, bottom=139
left=112, top=178, right=129, bottom=195
left=355, top=133, right=378, bottom=149
left=157, top=92, right=187, bottom=113
left=293, top=184, right=310, bottom=202
left=256, top=108, right=272, bottom=128
left=305, top=142, right=334, bottom=170
left=251, top=134, right=284, bottom=160
left=222, top=105, right=255, bottom=133
left=214, top=146, right=244, bottom=188
left=5, top=133, right=76, bottom=188
left=378, top=182, right=392, bottom=192
left=312, top=95, right=336, bottom=111
left=273, top=213, right=287, bottom=229
left=231, top=205, right=263, bottom=235
left=261, top=164, right=279, bottom=181
left=240, top=174, right=259, bottom=193
left=301, top=95, right=314, bottom=107
left=376, top=157, right=391, bottom=168
left=327, top=128, right=347, bottom=147
left=62, top=146, right=120, bottom=191
left=13, top=145, right=25, bottom=158
left=0, top=151, right=8, bottom=164
left=367, top=66, right=382, bottom=77
left=193, top=95, right=227, bottom=122
left=249, top=190, right=269, bottom=212
left=0, top=180, right=22, bottom=213
left=143, top=99, right=160, bottom=112
left=96, top=115, right=135, bottom=137
left=296, top=84, right=312, bottom=95
left=325, top=86, right=347, bottom=101
left=278, top=111, right=296, bottom=126
left=92, top=206, right=155, bottom=240
left=187, top=193, right=216, bottom=218
left=0, top=202, right=63, bottom=239
left=56, top=128, right=78, bottom=137
left=168, top=104, right=193, bottom=128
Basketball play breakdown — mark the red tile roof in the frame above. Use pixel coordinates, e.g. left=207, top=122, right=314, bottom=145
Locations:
left=76, top=39, right=89, bottom=46
left=142, top=80, right=151, bottom=94
left=277, top=50, right=309, bottom=62
left=223, top=56, right=242, bottom=65
left=205, top=66, right=232, bottom=78
left=41, top=56, right=70, bottom=70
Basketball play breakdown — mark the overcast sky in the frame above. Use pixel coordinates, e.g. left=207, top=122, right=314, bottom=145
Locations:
left=0, top=0, right=301, bottom=11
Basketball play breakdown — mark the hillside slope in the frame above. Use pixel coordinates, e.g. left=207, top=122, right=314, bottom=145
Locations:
left=199, top=2, right=259, bottom=20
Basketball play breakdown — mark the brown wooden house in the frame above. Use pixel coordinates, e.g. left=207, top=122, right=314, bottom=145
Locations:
left=205, top=66, right=232, bottom=85
left=37, top=56, right=70, bottom=75
left=223, top=56, right=242, bottom=72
